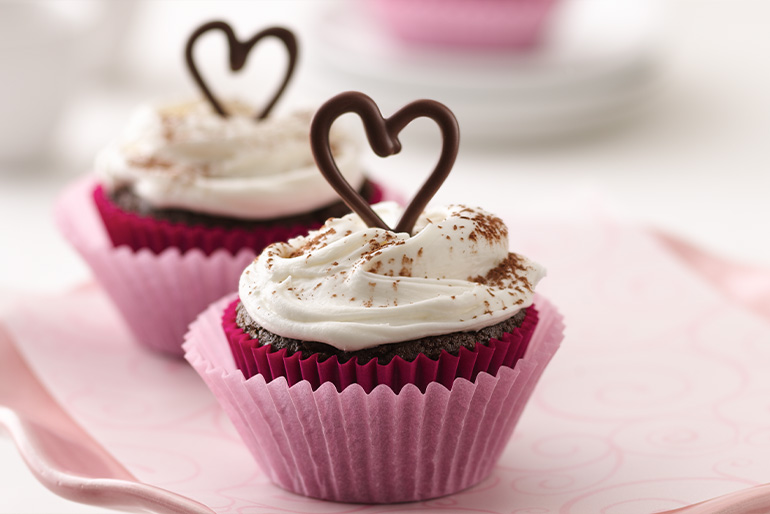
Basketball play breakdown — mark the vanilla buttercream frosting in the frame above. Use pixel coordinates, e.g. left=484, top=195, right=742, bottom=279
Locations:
left=96, top=99, right=364, bottom=219
left=238, top=202, right=546, bottom=350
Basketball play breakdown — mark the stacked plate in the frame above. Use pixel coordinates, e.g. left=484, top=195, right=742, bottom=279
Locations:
left=310, top=0, right=664, bottom=143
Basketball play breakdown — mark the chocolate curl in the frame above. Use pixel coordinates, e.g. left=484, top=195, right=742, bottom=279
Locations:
left=185, top=20, right=297, bottom=120
left=310, top=91, right=460, bottom=235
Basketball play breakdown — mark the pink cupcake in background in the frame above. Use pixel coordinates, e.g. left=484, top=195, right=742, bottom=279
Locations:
left=56, top=22, right=384, bottom=356
left=92, top=100, right=380, bottom=256
left=184, top=91, right=564, bottom=503
left=369, top=0, right=559, bottom=50
left=57, top=100, right=381, bottom=356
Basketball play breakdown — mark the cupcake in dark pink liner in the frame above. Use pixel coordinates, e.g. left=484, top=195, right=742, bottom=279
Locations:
left=92, top=101, right=381, bottom=256
left=226, top=202, right=544, bottom=394
left=56, top=23, right=386, bottom=356
left=183, top=91, right=564, bottom=502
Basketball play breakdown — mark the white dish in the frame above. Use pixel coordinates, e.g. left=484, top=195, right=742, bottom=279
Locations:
left=309, top=0, right=664, bottom=142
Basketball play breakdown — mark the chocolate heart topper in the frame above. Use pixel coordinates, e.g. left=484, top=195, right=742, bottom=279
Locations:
left=184, top=20, right=297, bottom=120
left=310, top=91, right=460, bottom=235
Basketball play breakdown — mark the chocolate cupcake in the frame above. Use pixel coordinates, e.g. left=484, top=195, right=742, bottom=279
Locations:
left=56, top=24, right=387, bottom=356
left=91, top=21, right=382, bottom=256
left=226, top=201, right=545, bottom=393
left=184, top=92, right=564, bottom=502
left=93, top=102, right=381, bottom=255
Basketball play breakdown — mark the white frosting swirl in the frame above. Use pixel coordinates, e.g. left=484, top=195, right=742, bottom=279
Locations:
left=239, top=202, right=546, bottom=350
left=96, top=99, right=364, bottom=219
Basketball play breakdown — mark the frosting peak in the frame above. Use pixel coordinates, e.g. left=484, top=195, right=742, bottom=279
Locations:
left=96, top=99, right=364, bottom=219
left=239, top=202, right=546, bottom=350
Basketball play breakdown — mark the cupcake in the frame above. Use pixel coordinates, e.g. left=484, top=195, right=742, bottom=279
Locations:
left=184, top=92, right=564, bottom=502
left=56, top=23, right=384, bottom=356
left=92, top=101, right=379, bottom=256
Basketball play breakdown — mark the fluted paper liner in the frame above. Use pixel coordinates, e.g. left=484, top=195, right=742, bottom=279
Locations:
left=223, top=298, right=539, bottom=393
left=183, top=294, right=563, bottom=503
left=56, top=179, right=256, bottom=356
left=93, top=184, right=385, bottom=256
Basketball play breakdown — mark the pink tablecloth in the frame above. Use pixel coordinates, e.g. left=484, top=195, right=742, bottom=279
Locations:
left=5, top=217, right=770, bottom=513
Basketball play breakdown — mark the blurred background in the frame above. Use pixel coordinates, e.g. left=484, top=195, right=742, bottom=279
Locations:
left=1, top=0, right=769, bottom=292
left=2, top=1, right=770, bottom=512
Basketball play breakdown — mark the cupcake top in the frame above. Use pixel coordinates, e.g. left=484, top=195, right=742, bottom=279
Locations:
left=95, top=99, right=364, bottom=220
left=239, top=201, right=545, bottom=350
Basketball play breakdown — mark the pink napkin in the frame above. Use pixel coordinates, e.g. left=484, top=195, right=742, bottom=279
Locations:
left=5, top=218, right=770, bottom=513
left=653, top=229, right=770, bottom=321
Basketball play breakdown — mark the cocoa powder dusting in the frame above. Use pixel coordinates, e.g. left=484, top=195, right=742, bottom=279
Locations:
left=289, top=227, right=335, bottom=257
left=398, top=254, right=414, bottom=277
left=469, top=253, right=532, bottom=291
left=127, top=156, right=176, bottom=170
left=456, top=207, right=507, bottom=244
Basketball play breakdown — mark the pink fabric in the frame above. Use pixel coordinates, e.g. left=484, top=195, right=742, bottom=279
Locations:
left=7, top=218, right=770, bottom=512
left=653, top=230, right=770, bottom=321
left=223, top=299, right=539, bottom=393
left=184, top=294, right=563, bottom=503
left=93, top=183, right=385, bottom=256
left=369, top=0, right=558, bottom=49
left=0, top=325, right=215, bottom=514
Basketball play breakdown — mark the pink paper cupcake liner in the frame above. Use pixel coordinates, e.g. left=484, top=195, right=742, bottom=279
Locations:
left=183, top=294, right=563, bottom=503
left=223, top=298, right=539, bottom=393
left=369, top=0, right=559, bottom=50
left=93, top=183, right=385, bottom=256
left=56, top=178, right=396, bottom=356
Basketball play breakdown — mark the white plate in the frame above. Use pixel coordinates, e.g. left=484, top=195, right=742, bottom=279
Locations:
left=309, top=0, right=664, bottom=142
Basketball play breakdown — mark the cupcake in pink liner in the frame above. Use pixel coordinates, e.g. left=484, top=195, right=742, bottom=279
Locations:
left=93, top=102, right=382, bottom=256
left=183, top=91, right=564, bottom=502
left=56, top=23, right=386, bottom=356
left=368, top=0, right=559, bottom=50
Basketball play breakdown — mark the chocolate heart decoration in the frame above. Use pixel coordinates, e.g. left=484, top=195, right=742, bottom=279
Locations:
left=185, top=21, right=297, bottom=120
left=310, top=91, right=460, bottom=234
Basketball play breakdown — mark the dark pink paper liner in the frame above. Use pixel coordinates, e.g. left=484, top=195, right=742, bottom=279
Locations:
left=184, top=294, right=564, bottom=503
left=223, top=299, right=539, bottom=393
left=92, top=183, right=385, bottom=256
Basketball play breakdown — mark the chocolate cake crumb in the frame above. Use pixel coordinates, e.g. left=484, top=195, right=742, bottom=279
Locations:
left=235, top=301, right=528, bottom=365
left=110, top=179, right=377, bottom=230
